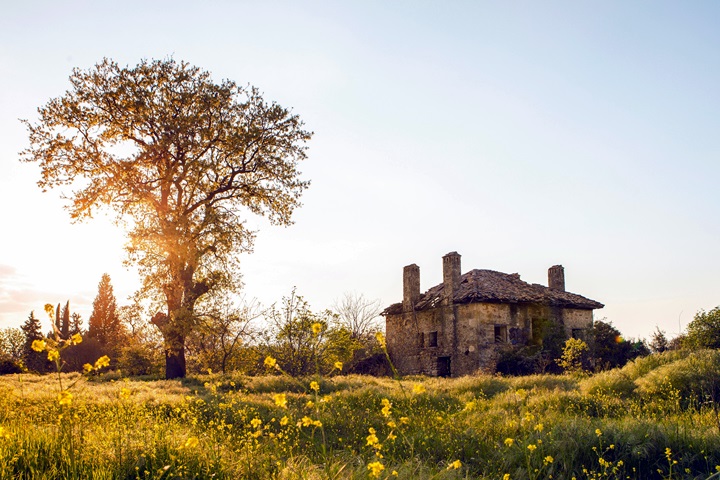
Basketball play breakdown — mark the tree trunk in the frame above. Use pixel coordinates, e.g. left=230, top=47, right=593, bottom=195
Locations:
left=164, top=330, right=186, bottom=379
left=151, top=311, right=187, bottom=379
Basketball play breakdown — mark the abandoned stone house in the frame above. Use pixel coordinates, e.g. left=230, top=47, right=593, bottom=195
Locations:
left=382, top=252, right=603, bottom=377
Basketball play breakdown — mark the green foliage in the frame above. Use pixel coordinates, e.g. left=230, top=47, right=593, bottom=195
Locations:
left=0, top=358, right=22, bottom=375
left=558, top=338, right=589, bottom=374
left=118, top=343, right=163, bottom=376
left=263, top=290, right=360, bottom=376
left=0, top=327, right=24, bottom=364
left=20, top=311, right=47, bottom=373
left=685, top=306, right=720, bottom=349
left=591, top=319, right=648, bottom=371
left=649, top=326, right=669, bottom=353
left=634, top=349, right=720, bottom=404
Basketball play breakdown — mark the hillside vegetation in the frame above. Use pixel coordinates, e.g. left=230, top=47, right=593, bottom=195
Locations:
left=1, top=350, right=719, bottom=479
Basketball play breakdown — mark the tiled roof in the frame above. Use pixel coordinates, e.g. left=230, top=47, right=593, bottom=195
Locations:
left=382, top=269, right=604, bottom=315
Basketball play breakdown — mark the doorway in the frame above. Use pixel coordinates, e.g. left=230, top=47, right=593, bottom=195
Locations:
left=437, top=356, right=451, bottom=377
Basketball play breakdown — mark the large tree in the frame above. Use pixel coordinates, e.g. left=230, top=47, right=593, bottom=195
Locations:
left=22, top=58, right=311, bottom=378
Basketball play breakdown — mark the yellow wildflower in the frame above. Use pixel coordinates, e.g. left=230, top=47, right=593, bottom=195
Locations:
left=31, top=339, right=46, bottom=352
left=47, top=349, right=59, bottom=362
left=311, top=322, right=323, bottom=334
left=367, top=461, right=385, bottom=478
left=119, top=388, right=131, bottom=399
left=183, top=436, right=199, bottom=448
left=387, top=420, right=397, bottom=428
left=375, top=332, right=386, bottom=348
left=310, top=381, right=320, bottom=392
left=94, top=355, right=110, bottom=369
left=58, top=390, right=73, bottom=406
left=273, top=393, right=287, bottom=409
left=527, top=444, right=537, bottom=452
left=334, top=361, right=343, bottom=371
left=381, top=398, right=392, bottom=417
left=264, top=356, right=277, bottom=368
left=399, top=417, right=409, bottom=424
left=504, top=438, right=514, bottom=447
left=387, top=432, right=397, bottom=441
left=534, top=423, right=544, bottom=432
left=595, top=428, right=602, bottom=437
left=447, top=460, right=462, bottom=470
left=412, top=383, right=426, bottom=394
left=300, top=416, right=313, bottom=427
left=83, top=363, right=93, bottom=373
left=366, top=428, right=379, bottom=446
left=544, top=456, right=554, bottom=464
left=70, top=333, right=82, bottom=345
left=250, top=418, right=262, bottom=428
left=280, top=416, right=289, bottom=426
left=306, top=400, right=315, bottom=408
left=503, top=474, right=511, bottom=480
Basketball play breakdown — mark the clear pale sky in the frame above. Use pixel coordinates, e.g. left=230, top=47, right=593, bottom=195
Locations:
left=1, top=1, right=718, bottom=340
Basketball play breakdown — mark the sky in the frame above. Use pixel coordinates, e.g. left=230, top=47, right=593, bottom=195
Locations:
left=1, top=1, right=719, bottom=340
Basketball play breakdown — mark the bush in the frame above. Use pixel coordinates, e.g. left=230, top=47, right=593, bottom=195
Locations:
left=634, top=349, right=720, bottom=405
left=0, top=358, right=22, bottom=375
left=580, top=369, right=636, bottom=398
left=118, top=344, right=162, bottom=376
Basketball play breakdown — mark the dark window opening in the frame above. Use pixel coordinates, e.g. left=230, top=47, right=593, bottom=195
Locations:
left=419, top=332, right=425, bottom=348
left=494, top=325, right=508, bottom=343
left=428, top=331, right=438, bottom=347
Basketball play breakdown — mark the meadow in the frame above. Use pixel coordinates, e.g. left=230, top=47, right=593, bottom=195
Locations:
left=1, top=349, right=719, bottom=479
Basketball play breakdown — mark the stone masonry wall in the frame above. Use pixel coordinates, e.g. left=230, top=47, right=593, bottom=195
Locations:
left=386, top=302, right=595, bottom=377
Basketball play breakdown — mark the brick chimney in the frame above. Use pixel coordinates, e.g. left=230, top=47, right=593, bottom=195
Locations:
left=548, top=265, right=565, bottom=291
left=442, top=252, right=462, bottom=304
left=403, top=264, right=420, bottom=312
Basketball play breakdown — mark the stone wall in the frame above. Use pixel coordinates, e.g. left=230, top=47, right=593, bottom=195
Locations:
left=386, top=302, right=595, bottom=377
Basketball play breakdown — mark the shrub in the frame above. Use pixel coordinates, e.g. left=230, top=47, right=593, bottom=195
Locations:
left=580, top=369, right=636, bottom=398
left=0, top=357, right=22, bottom=375
left=634, top=349, right=720, bottom=405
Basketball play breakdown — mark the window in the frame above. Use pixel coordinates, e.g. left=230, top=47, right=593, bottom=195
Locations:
left=428, top=331, right=438, bottom=347
left=494, top=325, right=508, bottom=343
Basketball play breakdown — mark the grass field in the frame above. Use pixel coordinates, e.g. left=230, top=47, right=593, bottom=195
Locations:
left=1, top=349, right=719, bottom=479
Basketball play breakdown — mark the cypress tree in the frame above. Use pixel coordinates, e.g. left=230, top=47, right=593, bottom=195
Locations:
left=60, top=301, right=70, bottom=338
left=88, top=273, right=121, bottom=347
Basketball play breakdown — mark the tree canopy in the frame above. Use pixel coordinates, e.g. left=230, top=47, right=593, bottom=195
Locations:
left=22, top=58, right=312, bottom=378
left=685, top=306, right=720, bottom=349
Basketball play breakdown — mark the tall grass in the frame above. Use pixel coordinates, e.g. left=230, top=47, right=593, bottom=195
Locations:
left=0, top=350, right=719, bottom=478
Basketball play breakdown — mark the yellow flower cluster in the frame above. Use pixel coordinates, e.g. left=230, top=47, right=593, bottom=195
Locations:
left=273, top=393, right=287, bottom=409
left=264, top=356, right=277, bottom=368
left=380, top=398, right=392, bottom=417
left=367, top=461, right=384, bottom=478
